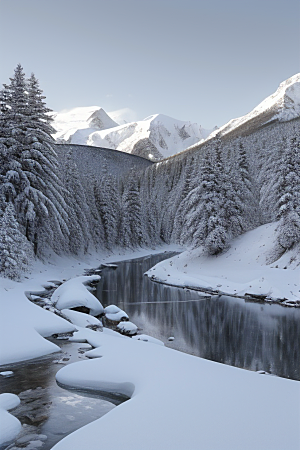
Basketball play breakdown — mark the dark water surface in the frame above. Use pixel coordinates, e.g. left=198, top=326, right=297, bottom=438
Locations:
left=0, top=341, right=114, bottom=450
left=96, top=252, right=300, bottom=381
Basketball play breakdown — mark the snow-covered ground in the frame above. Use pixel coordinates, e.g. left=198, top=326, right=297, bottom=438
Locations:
left=146, top=222, right=300, bottom=305
left=0, top=245, right=179, bottom=366
left=52, top=107, right=212, bottom=159
left=52, top=323, right=300, bottom=450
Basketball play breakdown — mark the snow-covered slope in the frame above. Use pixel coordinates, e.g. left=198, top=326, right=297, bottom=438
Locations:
left=52, top=108, right=212, bottom=160
left=190, top=73, right=300, bottom=146
left=86, top=113, right=212, bottom=160
left=146, top=222, right=300, bottom=305
left=52, top=106, right=119, bottom=144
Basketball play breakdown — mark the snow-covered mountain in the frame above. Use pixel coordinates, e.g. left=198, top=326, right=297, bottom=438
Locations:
left=52, top=106, right=120, bottom=143
left=193, top=73, right=300, bottom=145
left=52, top=107, right=213, bottom=160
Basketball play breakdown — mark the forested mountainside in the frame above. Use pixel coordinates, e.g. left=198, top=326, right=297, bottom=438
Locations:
left=55, top=115, right=300, bottom=260
left=137, top=117, right=300, bottom=255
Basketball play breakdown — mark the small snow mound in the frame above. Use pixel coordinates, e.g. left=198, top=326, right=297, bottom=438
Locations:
left=105, top=310, right=129, bottom=322
left=51, top=276, right=103, bottom=316
left=61, top=309, right=102, bottom=329
left=0, top=393, right=21, bottom=446
left=117, top=321, right=138, bottom=336
left=104, top=305, right=122, bottom=314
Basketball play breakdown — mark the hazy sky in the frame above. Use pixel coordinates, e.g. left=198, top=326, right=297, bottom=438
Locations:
left=0, top=0, right=299, bottom=128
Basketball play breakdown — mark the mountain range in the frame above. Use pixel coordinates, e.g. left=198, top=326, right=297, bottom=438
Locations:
left=52, top=108, right=213, bottom=160
left=52, top=73, right=300, bottom=160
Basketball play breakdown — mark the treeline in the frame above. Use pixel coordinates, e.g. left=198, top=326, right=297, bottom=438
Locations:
left=1, top=64, right=299, bottom=280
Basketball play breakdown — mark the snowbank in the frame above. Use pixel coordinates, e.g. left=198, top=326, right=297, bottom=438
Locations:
left=146, top=223, right=300, bottom=305
left=0, top=245, right=177, bottom=366
left=0, top=393, right=21, bottom=446
left=52, top=275, right=103, bottom=316
left=53, top=325, right=300, bottom=450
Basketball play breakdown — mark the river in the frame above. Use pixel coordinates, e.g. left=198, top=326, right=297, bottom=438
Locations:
left=96, top=252, right=300, bottom=381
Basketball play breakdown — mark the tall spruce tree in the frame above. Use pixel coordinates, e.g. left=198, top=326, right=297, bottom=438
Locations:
left=0, top=65, right=69, bottom=255
left=121, top=170, right=144, bottom=248
left=94, top=162, right=121, bottom=249
left=0, top=203, right=33, bottom=280
left=276, top=132, right=300, bottom=251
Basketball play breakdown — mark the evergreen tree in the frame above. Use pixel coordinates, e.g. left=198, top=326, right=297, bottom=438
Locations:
left=0, top=203, right=33, bottom=280
left=94, top=162, right=121, bottom=249
left=121, top=170, right=144, bottom=248
left=63, top=150, right=91, bottom=254
left=0, top=65, right=69, bottom=255
left=276, top=133, right=300, bottom=251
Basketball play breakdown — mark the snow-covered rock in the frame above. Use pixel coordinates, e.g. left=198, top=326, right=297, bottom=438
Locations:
left=104, top=305, right=129, bottom=322
left=51, top=275, right=103, bottom=316
left=117, top=321, right=138, bottom=336
left=104, top=305, right=122, bottom=314
left=61, top=309, right=102, bottom=328
left=0, top=393, right=21, bottom=446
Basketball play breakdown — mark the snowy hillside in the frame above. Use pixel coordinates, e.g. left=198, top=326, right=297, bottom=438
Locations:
left=52, top=108, right=212, bottom=160
left=146, top=222, right=300, bottom=306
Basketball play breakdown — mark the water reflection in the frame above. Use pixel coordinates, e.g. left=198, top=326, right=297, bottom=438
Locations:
left=96, top=253, right=300, bottom=380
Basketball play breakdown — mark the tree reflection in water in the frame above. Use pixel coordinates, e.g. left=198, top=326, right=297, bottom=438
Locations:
left=97, top=253, right=300, bottom=380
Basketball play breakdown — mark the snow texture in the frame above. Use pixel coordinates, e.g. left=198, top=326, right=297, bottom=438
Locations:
left=0, top=393, right=21, bottom=446
left=53, top=325, right=300, bottom=450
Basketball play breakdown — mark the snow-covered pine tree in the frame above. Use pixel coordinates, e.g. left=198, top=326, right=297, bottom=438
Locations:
left=0, top=203, right=33, bottom=280
left=172, top=155, right=201, bottom=244
left=94, top=162, right=121, bottom=249
left=259, top=132, right=287, bottom=223
left=140, top=165, right=162, bottom=246
left=187, top=136, right=244, bottom=255
left=120, top=169, right=144, bottom=248
left=276, top=131, right=300, bottom=251
left=63, top=150, right=91, bottom=255
left=0, top=65, right=69, bottom=255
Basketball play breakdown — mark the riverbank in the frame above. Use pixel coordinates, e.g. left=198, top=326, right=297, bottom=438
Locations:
left=146, top=223, right=300, bottom=307
left=0, top=244, right=181, bottom=366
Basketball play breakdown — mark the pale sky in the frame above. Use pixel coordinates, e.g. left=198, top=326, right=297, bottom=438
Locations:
left=0, top=0, right=299, bottom=128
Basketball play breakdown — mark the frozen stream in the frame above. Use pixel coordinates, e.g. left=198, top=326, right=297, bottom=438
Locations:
left=97, top=252, right=300, bottom=381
